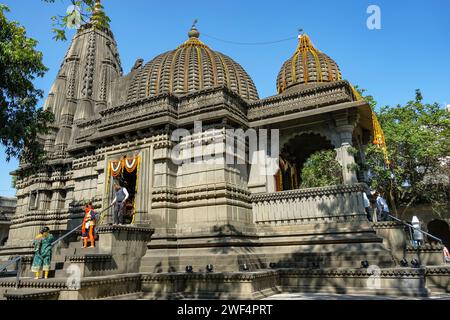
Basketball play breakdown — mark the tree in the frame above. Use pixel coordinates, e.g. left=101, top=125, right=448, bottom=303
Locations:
left=364, top=89, right=450, bottom=218
left=42, top=0, right=110, bottom=41
left=0, top=5, right=54, bottom=167
left=300, top=150, right=343, bottom=188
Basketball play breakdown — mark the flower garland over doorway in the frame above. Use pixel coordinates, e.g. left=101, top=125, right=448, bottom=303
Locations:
left=103, top=156, right=141, bottom=225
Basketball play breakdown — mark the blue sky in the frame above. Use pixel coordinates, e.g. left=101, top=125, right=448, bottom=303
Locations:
left=1, top=0, right=450, bottom=196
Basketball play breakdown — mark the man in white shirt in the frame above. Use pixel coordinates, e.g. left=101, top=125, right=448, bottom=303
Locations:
left=363, top=192, right=372, bottom=222
left=110, top=183, right=129, bottom=225
left=375, top=192, right=390, bottom=221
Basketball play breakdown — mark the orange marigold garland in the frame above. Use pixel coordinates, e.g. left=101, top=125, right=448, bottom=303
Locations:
left=124, top=157, right=138, bottom=173
left=111, top=160, right=123, bottom=177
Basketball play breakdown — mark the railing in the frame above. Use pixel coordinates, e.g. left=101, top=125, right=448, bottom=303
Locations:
left=388, top=214, right=443, bottom=245
left=251, top=184, right=366, bottom=225
left=0, top=204, right=113, bottom=290
left=0, top=256, right=22, bottom=289
left=51, top=204, right=113, bottom=247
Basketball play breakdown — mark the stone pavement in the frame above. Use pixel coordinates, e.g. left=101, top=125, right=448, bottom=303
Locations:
left=264, top=293, right=450, bottom=300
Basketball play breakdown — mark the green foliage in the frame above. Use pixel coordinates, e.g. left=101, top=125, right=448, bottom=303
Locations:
left=300, top=150, right=343, bottom=188
left=364, top=89, right=450, bottom=216
left=347, top=147, right=359, bottom=156
left=42, top=0, right=110, bottom=41
left=0, top=5, right=54, bottom=167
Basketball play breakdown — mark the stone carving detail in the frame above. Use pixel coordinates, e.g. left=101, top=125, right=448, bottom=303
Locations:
left=66, top=61, right=78, bottom=99
left=248, top=81, right=355, bottom=122
left=252, top=184, right=366, bottom=225
left=99, top=64, right=108, bottom=102
left=82, top=32, right=97, bottom=98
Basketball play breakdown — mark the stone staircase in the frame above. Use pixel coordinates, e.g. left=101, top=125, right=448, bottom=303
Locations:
left=0, top=223, right=448, bottom=300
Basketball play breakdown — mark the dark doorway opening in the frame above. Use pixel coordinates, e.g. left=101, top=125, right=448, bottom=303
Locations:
left=115, top=169, right=138, bottom=224
left=276, top=133, right=334, bottom=191
left=427, top=219, right=450, bottom=249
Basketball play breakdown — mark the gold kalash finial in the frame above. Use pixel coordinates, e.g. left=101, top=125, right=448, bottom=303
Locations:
left=94, top=0, right=102, bottom=13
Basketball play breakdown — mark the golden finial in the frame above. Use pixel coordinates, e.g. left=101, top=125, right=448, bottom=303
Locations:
left=94, top=0, right=102, bottom=13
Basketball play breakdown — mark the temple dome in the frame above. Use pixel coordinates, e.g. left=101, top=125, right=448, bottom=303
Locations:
left=127, top=27, right=259, bottom=102
left=277, top=33, right=342, bottom=94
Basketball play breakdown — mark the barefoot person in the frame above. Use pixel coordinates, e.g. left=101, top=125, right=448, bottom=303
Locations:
left=110, top=183, right=129, bottom=225
left=31, top=227, right=54, bottom=280
left=82, top=203, right=96, bottom=248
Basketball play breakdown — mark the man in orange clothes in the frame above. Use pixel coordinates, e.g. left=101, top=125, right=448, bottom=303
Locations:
left=81, top=203, right=96, bottom=248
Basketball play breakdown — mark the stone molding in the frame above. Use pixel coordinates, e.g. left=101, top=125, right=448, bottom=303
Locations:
left=152, top=184, right=251, bottom=204
left=278, top=268, right=425, bottom=278
left=68, top=254, right=112, bottom=263
left=141, top=271, right=279, bottom=283
left=96, top=225, right=154, bottom=235
left=247, top=81, right=354, bottom=122
left=4, top=290, right=60, bottom=300
left=406, top=243, right=444, bottom=252
left=425, top=266, right=450, bottom=275
left=372, top=221, right=405, bottom=229
left=251, top=184, right=366, bottom=202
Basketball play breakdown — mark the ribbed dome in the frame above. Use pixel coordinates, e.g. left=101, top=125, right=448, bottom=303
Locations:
left=277, top=34, right=342, bottom=94
left=127, top=27, right=259, bottom=102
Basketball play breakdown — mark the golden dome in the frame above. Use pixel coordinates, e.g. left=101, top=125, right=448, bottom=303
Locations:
left=127, top=27, right=259, bottom=102
left=277, top=33, right=342, bottom=94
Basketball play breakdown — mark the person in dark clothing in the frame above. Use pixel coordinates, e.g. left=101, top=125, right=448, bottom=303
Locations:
left=110, top=184, right=129, bottom=225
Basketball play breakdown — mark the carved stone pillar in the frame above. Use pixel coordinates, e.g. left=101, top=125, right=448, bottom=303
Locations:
left=336, top=124, right=358, bottom=184
left=134, top=146, right=153, bottom=226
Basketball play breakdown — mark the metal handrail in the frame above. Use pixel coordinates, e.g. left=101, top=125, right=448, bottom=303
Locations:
left=0, top=204, right=113, bottom=290
left=0, top=256, right=22, bottom=289
left=389, top=214, right=443, bottom=244
left=51, top=204, right=112, bottom=247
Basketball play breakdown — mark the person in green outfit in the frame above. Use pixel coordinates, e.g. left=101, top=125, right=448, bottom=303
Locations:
left=31, top=227, right=55, bottom=280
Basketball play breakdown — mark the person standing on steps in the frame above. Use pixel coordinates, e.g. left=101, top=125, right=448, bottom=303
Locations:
left=31, top=227, right=55, bottom=280
left=375, top=191, right=390, bottom=221
left=363, top=191, right=372, bottom=222
left=82, top=203, right=96, bottom=248
left=110, top=183, right=129, bottom=225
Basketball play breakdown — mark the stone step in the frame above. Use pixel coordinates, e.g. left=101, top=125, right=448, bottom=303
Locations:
left=4, top=288, right=60, bottom=300
left=97, top=292, right=144, bottom=300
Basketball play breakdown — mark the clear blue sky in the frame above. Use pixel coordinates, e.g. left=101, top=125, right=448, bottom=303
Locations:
left=1, top=0, right=450, bottom=196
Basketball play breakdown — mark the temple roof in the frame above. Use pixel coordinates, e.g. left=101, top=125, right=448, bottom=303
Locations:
left=276, top=33, right=342, bottom=94
left=126, top=25, right=259, bottom=102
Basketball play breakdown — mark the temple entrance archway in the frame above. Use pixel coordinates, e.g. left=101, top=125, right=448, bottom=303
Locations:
left=427, top=219, right=450, bottom=249
left=275, top=133, right=335, bottom=191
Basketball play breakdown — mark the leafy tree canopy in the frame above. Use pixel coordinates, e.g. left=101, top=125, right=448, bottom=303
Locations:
left=300, top=150, right=343, bottom=188
left=0, top=5, right=54, bottom=167
left=363, top=89, right=450, bottom=217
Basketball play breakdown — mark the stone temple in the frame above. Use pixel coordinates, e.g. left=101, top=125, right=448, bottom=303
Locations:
left=0, top=3, right=449, bottom=300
